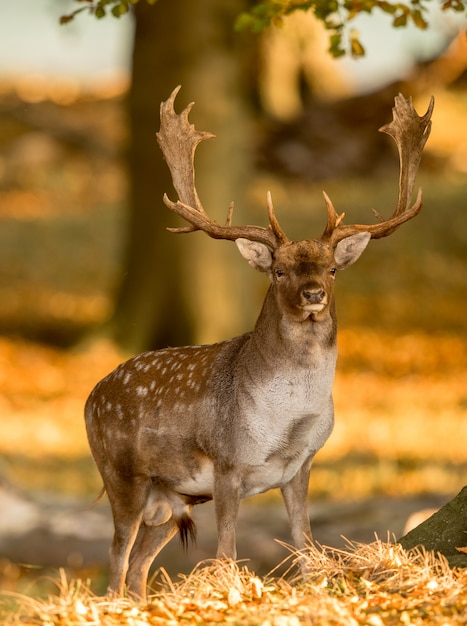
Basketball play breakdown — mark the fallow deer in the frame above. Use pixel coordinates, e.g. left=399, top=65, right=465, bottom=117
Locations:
left=85, top=88, right=433, bottom=598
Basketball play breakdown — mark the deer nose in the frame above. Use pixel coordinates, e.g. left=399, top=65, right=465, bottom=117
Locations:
left=302, top=289, right=326, bottom=304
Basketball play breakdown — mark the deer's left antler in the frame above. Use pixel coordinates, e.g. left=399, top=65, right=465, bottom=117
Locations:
left=320, top=93, right=434, bottom=246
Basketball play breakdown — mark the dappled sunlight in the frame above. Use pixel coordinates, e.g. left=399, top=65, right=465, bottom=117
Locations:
left=333, top=372, right=467, bottom=462
left=329, top=327, right=467, bottom=466
left=1, top=72, right=130, bottom=105
left=15, top=74, right=81, bottom=106
left=0, top=337, right=122, bottom=459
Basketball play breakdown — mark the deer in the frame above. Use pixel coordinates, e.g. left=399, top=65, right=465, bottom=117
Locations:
left=85, top=87, right=433, bottom=599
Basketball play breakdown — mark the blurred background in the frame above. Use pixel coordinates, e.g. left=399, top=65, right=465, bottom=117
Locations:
left=0, top=0, right=466, bottom=596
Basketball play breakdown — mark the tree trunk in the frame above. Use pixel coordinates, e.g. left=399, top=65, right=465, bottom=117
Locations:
left=110, top=0, right=254, bottom=353
left=399, top=486, right=467, bottom=568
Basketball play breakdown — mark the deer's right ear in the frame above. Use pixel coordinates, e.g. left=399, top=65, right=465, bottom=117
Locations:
left=236, top=238, right=273, bottom=274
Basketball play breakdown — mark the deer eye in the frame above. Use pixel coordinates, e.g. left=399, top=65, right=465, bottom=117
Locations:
left=275, top=269, right=285, bottom=279
left=330, top=268, right=337, bottom=277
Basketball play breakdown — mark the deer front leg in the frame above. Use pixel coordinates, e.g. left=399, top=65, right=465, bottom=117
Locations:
left=280, top=456, right=314, bottom=553
left=213, top=469, right=241, bottom=560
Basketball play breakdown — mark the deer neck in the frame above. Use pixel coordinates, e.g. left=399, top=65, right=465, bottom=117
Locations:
left=248, top=285, right=338, bottom=370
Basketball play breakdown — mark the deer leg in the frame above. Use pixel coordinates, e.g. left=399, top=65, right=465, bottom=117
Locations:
left=280, top=456, right=314, bottom=552
left=106, top=477, right=149, bottom=596
left=213, top=470, right=241, bottom=560
left=126, top=520, right=178, bottom=599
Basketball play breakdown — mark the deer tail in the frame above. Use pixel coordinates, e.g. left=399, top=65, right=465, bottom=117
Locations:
left=177, top=513, right=197, bottom=551
left=93, top=485, right=106, bottom=505
left=82, top=485, right=106, bottom=511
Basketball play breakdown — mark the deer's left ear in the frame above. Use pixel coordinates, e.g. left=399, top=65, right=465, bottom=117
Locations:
left=236, top=238, right=273, bottom=274
left=334, top=232, right=371, bottom=270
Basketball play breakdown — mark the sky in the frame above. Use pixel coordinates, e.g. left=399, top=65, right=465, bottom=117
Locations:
left=0, top=0, right=465, bottom=94
left=0, top=0, right=133, bottom=87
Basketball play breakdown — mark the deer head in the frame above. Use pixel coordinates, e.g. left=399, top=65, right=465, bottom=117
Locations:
left=157, top=87, right=433, bottom=326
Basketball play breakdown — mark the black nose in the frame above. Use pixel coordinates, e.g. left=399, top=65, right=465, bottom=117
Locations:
left=303, top=289, right=326, bottom=303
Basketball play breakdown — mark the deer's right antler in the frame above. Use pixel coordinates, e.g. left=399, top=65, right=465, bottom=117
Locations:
left=157, top=86, right=288, bottom=250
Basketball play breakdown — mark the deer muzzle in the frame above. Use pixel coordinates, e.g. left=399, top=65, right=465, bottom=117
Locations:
left=301, top=288, right=327, bottom=313
left=303, top=289, right=326, bottom=304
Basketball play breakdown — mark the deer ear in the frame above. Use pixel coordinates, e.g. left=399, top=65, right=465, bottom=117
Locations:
left=236, top=238, right=273, bottom=273
left=334, top=232, right=371, bottom=270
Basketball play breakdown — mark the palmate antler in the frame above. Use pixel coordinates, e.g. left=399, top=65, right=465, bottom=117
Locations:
left=157, top=86, right=288, bottom=250
left=157, top=87, right=434, bottom=250
left=320, top=93, right=434, bottom=246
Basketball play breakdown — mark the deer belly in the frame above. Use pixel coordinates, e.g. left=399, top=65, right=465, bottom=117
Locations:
left=177, top=459, right=299, bottom=500
left=240, top=457, right=305, bottom=498
left=176, top=462, right=215, bottom=497
left=176, top=409, right=333, bottom=499
left=175, top=449, right=312, bottom=500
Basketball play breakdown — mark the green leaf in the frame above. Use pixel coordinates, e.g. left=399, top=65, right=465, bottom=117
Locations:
left=235, top=8, right=273, bottom=32
left=315, top=0, right=339, bottom=21
left=112, top=1, right=129, bottom=16
left=95, top=5, right=106, bottom=18
left=411, top=8, right=428, bottom=28
left=377, top=1, right=397, bottom=14
left=329, top=32, right=346, bottom=57
left=235, top=12, right=258, bottom=31
left=393, top=13, right=408, bottom=26
left=441, top=0, right=466, bottom=10
left=350, top=34, right=365, bottom=56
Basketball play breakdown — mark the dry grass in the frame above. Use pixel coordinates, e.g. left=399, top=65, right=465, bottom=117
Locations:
left=2, top=540, right=467, bottom=625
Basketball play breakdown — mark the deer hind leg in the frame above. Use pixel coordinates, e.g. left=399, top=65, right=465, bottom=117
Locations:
left=126, top=521, right=178, bottom=599
left=126, top=485, right=196, bottom=599
left=106, top=476, right=150, bottom=596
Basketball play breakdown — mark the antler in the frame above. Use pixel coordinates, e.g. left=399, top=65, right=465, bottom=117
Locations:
left=157, top=86, right=288, bottom=250
left=319, top=93, right=434, bottom=246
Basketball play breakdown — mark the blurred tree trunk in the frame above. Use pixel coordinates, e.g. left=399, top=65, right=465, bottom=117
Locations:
left=110, top=0, right=255, bottom=353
